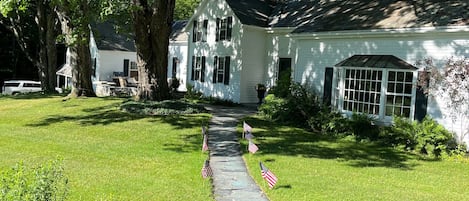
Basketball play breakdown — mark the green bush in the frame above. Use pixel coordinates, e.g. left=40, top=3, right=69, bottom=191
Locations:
left=349, top=113, right=380, bottom=141
left=121, top=100, right=206, bottom=115
left=415, top=116, right=456, bottom=157
left=380, top=116, right=418, bottom=150
left=0, top=159, right=68, bottom=201
left=184, top=84, right=203, bottom=100
left=380, top=116, right=458, bottom=157
left=307, top=108, right=350, bottom=135
left=258, top=94, right=290, bottom=122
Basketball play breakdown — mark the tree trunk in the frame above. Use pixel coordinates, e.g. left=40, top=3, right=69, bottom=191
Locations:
left=132, top=0, right=175, bottom=101
left=36, top=0, right=57, bottom=93
left=55, top=2, right=96, bottom=97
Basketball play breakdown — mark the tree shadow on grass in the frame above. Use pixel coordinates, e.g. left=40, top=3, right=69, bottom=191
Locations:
left=243, top=116, right=420, bottom=170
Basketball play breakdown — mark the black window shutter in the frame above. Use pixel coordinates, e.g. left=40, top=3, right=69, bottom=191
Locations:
left=191, top=56, right=195, bottom=80
left=414, top=71, right=429, bottom=121
left=323, top=67, right=334, bottom=106
left=216, top=18, right=220, bottom=42
left=202, top=20, right=208, bottom=42
left=224, top=56, right=230, bottom=85
left=172, top=57, right=177, bottom=78
left=201, top=56, right=206, bottom=82
left=226, top=17, right=233, bottom=41
left=123, top=59, right=129, bottom=76
left=192, top=21, right=197, bottom=42
left=213, top=56, right=218, bottom=83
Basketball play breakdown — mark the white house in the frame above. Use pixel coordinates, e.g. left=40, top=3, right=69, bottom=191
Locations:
left=185, top=0, right=469, bottom=143
left=57, top=21, right=189, bottom=95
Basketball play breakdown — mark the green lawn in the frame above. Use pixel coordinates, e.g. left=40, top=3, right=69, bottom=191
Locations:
left=241, top=116, right=469, bottom=201
left=0, top=96, right=212, bottom=201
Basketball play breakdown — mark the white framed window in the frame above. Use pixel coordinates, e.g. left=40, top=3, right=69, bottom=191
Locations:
left=333, top=55, right=418, bottom=121
left=213, top=56, right=230, bottom=85
left=216, top=17, right=232, bottom=41
left=192, top=20, right=208, bottom=43
left=191, top=56, right=206, bottom=82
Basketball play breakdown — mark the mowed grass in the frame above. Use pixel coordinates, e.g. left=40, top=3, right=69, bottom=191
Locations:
left=241, top=116, right=469, bottom=201
left=0, top=95, right=213, bottom=201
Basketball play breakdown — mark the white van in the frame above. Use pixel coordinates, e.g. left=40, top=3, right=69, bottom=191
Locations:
left=2, top=80, right=42, bottom=95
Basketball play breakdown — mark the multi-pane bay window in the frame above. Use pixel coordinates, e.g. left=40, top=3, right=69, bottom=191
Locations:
left=331, top=55, right=418, bottom=121
left=216, top=17, right=232, bottom=41
left=213, top=56, right=231, bottom=85
left=192, top=20, right=208, bottom=42
left=191, top=56, right=206, bottom=82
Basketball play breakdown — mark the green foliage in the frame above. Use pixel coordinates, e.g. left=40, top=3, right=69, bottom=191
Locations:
left=260, top=83, right=322, bottom=126
left=184, top=84, right=203, bottom=100
left=380, top=116, right=459, bottom=157
left=258, top=94, right=289, bottom=121
left=0, top=159, right=68, bottom=201
left=120, top=100, right=206, bottom=115
left=349, top=113, right=380, bottom=141
left=415, top=116, right=456, bottom=157
left=270, top=69, right=292, bottom=98
left=0, top=0, right=29, bottom=17
left=174, top=0, right=200, bottom=20
left=308, top=108, right=350, bottom=135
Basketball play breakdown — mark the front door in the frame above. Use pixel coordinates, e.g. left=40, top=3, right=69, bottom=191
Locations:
left=278, top=58, right=292, bottom=83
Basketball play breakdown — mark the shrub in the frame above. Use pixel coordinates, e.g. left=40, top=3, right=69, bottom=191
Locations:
left=380, top=116, right=458, bottom=157
left=258, top=94, right=290, bottom=122
left=349, top=113, right=380, bottom=141
left=0, top=159, right=68, bottom=201
left=415, top=116, right=456, bottom=157
left=270, top=69, right=291, bottom=98
left=380, top=116, right=418, bottom=150
left=307, top=108, right=350, bottom=135
left=121, top=100, right=206, bottom=115
left=184, top=84, right=203, bottom=100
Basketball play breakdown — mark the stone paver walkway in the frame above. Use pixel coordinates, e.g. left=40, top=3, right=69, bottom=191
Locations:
left=205, top=105, right=269, bottom=201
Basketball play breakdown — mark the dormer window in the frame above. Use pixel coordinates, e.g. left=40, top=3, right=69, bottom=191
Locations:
left=216, top=17, right=232, bottom=41
left=192, top=19, right=208, bottom=42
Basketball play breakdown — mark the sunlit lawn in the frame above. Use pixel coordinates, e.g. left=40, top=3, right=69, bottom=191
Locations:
left=0, top=95, right=213, bottom=200
left=241, top=116, right=469, bottom=201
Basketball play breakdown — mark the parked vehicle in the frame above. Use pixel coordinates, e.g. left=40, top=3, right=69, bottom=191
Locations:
left=2, top=80, right=42, bottom=95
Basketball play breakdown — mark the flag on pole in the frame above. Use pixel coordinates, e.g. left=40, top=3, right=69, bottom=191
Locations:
left=248, top=140, right=259, bottom=153
left=243, top=121, right=252, bottom=138
left=202, top=126, right=207, bottom=136
left=260, top=162, right=278, bottom=189
left=245, top=131, right=255, bottom=140
left=201, top=160, right=213, bottom=179
left=202, top=134, right=209, bottom=152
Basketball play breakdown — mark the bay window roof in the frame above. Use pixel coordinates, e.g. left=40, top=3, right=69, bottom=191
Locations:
left=335, top=55, right=418, bottom=70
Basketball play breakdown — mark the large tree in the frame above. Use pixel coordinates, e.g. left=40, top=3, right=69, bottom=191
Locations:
left=53, top=0, right=99, bottom=97
left=0, top=0, right=59, bottom=93
left=131, top=0, right=176, bottom=101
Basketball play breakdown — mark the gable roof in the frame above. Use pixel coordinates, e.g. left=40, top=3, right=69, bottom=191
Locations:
left=225, top=0, right=276, bottom=27
left=269, top=0, right=469, bottom=33
left=92, top=22, right=136, bottom=52
left=200, top=0, right=468, bottom=32
left=170, top=20, right=188, bottom=42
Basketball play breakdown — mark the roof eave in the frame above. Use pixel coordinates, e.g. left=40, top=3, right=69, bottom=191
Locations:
left=291, top=25, right=469, bottom=40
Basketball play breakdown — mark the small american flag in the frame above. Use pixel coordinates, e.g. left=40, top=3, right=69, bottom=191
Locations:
left=201, top=160, right=213, bottom=179
left=248, top=140, right=259, bottom=153
left=202, top=134, right=209, bottom=152
left=245, top=131, right=255, bottom=140
left=201, top=126, right=207, bottom=136
left=260, top=162, right=278, bottom=189
left=243, top=121, right=252, bottom=134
